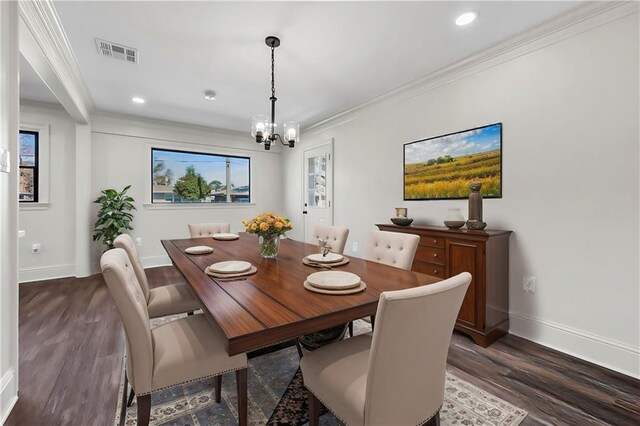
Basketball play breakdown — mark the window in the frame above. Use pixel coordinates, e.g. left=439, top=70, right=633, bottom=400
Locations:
left=151, top=148, right=250, bottom=204
left=19, top=131, right=38, bottom=202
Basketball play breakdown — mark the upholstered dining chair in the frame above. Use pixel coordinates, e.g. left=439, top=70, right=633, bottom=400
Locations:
left=347, top=230, right=420, bottom=336
left=101, top=249, right=248, bottom=426
left=365, top=230, right=420, bottom=271
left=113, top=234, right=201, bottom=318
left=300, top=272, right=472, bottom=426
left=312, top=225, right=350, bottom=254
left=188, top=222, right=231, bottom=238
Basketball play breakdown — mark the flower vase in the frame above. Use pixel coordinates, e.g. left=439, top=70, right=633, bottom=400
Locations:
left=259, top=235, right=280, bottom=258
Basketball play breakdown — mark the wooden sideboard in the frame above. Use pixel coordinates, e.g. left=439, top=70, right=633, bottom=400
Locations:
left=377, top=224, right=512, bottom=347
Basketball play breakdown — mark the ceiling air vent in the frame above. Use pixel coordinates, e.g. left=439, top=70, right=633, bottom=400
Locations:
left=95, top=38, right=138, bottom=64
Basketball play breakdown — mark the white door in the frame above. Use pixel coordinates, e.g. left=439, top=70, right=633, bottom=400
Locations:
left=303, top=141, right=333, bottom=244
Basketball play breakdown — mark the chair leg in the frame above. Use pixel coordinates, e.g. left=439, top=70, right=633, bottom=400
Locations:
left=370, top=315, right=376, bottom=331
left=295, top=339, right=304, bottom=358
left=348, top=321, right=354, bottom=337
left=308, top=390, right=321, bottom=426
left=127, top=387, right=135, bottom=407
left=120, top=372, right=128, bottom=426
left=136, top=394, right=151, bottom=426
left=236, top=368, right=248, bottom=426
left=425, top=411, right=440, bottom=426
left=214, top=375, right=222, bottom=403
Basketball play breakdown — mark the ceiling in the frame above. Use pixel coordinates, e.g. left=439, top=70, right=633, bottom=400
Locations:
left=20, top=55, right=60, bottom=105
left=21, top=1, right=580, bottom=132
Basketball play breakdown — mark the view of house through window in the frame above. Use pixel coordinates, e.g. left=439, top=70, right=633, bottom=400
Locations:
left=19, top=131, right=38, bottom=202
left=152, top=148, right=250, bottom=203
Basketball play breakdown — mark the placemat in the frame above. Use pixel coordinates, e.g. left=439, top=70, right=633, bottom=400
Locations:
left=205, top=265, right=257, bottom=279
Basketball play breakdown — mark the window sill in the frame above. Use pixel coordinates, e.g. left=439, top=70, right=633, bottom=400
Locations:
left=143, top=202, right=256, bottom=210
left=19, top=202, right=50, bottom=211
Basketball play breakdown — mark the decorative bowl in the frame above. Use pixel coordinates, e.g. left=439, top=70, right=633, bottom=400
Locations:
left=390, top=217, right=414, bottom=226
left=444, top=220, right=465, bottom=229
left=465, top=220, right=487, bottom=230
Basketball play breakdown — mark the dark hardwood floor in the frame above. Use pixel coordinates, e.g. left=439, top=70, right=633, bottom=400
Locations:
left=6, top=266, right=640, bottom=425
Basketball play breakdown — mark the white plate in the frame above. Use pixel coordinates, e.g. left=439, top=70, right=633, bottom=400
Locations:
left=306, top=271, right=361, bottom=290
left=209, top=260, right=252, bottom=274
left=213, top=233, right=240, bottom=241
left=184, top=245, right=214, bottom=255
left=307, top=253, right=344, bottom=264
left=304, top=280, right=366, bottom=295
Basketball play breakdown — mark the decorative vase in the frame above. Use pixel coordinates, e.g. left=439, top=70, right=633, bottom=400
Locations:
left=468, top=182, right=483, bottom=221
left=444, top=208, right=465, bottom=229
left=259, top=235, right=280, bottom=258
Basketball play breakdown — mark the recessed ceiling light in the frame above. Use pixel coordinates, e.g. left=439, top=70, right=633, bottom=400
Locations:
left=131, top=97, right=145, bottom=104
left=455, top=12, right=477, bottom=26
left=204, top=90, right=216, bottom=101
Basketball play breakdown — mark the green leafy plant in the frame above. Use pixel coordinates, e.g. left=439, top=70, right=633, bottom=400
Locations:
left=93, top=185, right=136, bottom=249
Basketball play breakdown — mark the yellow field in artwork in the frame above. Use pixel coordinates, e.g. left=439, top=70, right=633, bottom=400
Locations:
left=404, top=149, right=501, bottom=199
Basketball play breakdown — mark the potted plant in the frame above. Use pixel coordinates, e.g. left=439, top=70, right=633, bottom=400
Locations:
left=93, top=185, right=136, bottom=250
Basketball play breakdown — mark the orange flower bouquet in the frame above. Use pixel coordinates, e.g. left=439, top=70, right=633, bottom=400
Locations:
left=243, top=212, right=293, bottom=258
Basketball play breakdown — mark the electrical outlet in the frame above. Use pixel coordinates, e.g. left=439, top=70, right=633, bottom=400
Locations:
left=136, top=237, right=143, bottom=247
left=523, top=276, right=536, bottom=293
left=32, top=243, right=41, bottom=254
left=352, top=242, right=358, bottom=253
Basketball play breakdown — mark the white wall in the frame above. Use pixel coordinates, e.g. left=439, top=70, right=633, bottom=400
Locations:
left=283, top=13, right=640, bottom=376
left=0, top=2, right=19, bottom=422
left=90, top=113, right=283, bottom=270
left=18, top=103, right=77, bottom=282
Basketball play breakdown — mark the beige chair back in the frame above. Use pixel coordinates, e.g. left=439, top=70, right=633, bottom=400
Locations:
left=365, top=230, right=419, bottom=270
left=188, top=223, right=231, bottom=238
left=312, top=225, right=350, bottom=254
left=100, top=248, right=154, bottom=395
left=364, top=272, right=471, bottom=425
left=114, top=234, right=150, bottom=302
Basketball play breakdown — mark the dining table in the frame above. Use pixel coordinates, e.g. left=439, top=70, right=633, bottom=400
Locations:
left=162, top=233, right=441, bottom=356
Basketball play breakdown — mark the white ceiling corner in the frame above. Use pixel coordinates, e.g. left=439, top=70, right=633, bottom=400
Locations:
left=19, top=0, right=93, bottom=123
left=25, top=1, right=598, bottom=132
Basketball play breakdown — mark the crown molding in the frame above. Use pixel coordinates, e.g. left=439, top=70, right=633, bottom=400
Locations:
left=18, top=0, right=93, bottom=124
left=305, top=1, right=639, bottom=134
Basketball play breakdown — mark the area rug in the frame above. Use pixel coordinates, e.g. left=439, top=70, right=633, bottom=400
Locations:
left=115, top=319, right=527, bottom=425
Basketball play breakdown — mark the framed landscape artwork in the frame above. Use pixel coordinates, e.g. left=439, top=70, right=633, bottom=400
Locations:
left=403, top=123, right=502, bottom=200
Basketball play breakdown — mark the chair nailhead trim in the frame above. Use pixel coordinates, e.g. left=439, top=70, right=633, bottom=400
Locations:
left=418, top=406, right=443, bottom=425
left=135, top=365, right=247, bottom=396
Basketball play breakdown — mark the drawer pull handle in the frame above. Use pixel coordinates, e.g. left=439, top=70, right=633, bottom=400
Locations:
left=433, top=239, right=437, bottom=243
left=433, top=253, right=438, bottom=258
left=434, top=270, right=438, bottom=274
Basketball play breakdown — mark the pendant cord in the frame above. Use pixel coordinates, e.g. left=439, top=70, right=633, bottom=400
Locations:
left=271, top=45, right=276, bottom=99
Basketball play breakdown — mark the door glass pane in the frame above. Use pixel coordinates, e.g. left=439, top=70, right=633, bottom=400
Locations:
left=307, top=154, right=326, bottom=208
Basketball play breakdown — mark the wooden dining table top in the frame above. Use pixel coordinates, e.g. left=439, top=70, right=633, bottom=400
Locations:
left=162, top=233, right=441, bottom=355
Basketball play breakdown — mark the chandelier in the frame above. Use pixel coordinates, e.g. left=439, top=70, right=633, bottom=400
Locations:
left=251, top=36, right=299, bottom=150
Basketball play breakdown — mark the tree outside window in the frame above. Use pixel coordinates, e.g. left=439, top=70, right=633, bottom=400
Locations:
left=19, top=131, right=38, bottom=202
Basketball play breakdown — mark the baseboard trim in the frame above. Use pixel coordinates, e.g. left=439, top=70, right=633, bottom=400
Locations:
left=19, top=264, right=74, bottom=283
left=0, top=369, right=18, bottom=425
left=509, top=311, right=640, bottom=378
left=141, top=255, right=172, bottom=269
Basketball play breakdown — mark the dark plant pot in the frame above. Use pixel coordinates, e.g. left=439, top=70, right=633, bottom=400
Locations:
left=390, top=217, right=414, bottom=226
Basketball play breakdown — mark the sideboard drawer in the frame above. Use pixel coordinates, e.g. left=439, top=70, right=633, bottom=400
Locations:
left=413, top=260, right=445, bottom=278
left=420, top=236, right=445, bottom=248
left=416, top=245, right=445, bottom=265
